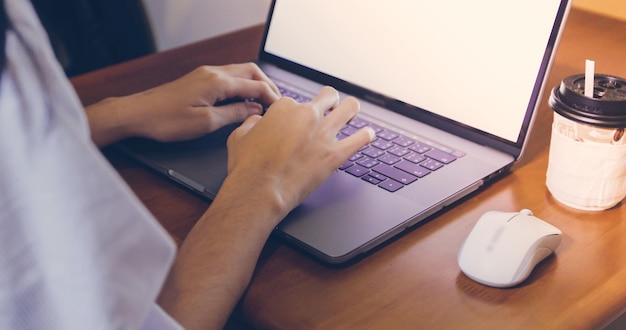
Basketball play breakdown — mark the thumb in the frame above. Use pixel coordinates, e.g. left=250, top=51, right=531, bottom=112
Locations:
left=227, top=114, right=262, bottom=146
left=226, top=114, right=262, bottom=173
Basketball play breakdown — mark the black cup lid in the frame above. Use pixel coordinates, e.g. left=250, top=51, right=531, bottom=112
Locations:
left=549, top=74, right=626, bottom=127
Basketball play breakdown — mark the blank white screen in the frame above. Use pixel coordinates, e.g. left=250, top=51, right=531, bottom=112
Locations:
left=265, top=0, right=563, bottom=142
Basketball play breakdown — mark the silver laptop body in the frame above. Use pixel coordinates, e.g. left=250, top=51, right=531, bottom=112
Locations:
left=118, top=0, right=572, bottom=264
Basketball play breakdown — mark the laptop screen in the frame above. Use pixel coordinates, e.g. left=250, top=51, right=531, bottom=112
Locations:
left=263, top=0, right=568, bottom=144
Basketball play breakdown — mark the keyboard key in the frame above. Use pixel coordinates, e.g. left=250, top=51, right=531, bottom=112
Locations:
left=339, top=161, right=353, bottom=170
left=372, top=164, right=418, bottom=184
left=409, top=142, right=431, bottom=154
left=346, top=164, right=369, bottom=177
left=452, top=150, right=466, bottom=158
left=378, top=154, right=402, bottom=165
left=278, top=86, right=310, bottom=102
left=362, top=147, right=385, bottom=158
left=371, top=139, right=395, bottom=150
left=393, top=136, right=416, bottom=147
left=404, top=152, right=427, bottom=164
left=348, top=117, right=369, bottom=128
left=377, top=130, right=399, bottom=141
left=425, top=148, right=456, bottom=164
left=362, top=174, right=384, bottom=185
left=356, top=157, right=380, bottom=168
left=369, top=172, right=388, bottom=181
left=297, top=96, right=311, bottom=103
left=349, top=153, right=364, bottom=162
left=367, top=123, right=384, bottom=133
left=395, top=160, right=431, bottom=178
left=420, top=159, right=444, bottom=170
left=341, top=125, right=359, bottom=136
left=337, top=132, right=349, bottom=140
left=378, top=179, right=404, bottom=192
left=388, top=146, right=410, bottom=157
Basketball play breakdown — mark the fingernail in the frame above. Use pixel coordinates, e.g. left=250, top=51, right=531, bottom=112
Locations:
left=245, top=100, right=263, bottom=114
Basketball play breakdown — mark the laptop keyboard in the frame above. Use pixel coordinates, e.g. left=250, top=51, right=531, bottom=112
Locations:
left=277, top=84, right=464, bottom=193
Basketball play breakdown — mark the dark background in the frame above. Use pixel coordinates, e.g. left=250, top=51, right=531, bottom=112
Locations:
left=31, top=0, right=155, bottom=76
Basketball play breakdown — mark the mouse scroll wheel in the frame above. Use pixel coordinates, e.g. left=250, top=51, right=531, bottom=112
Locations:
left=507, top=209, right=534, bottom=221
left=520, top=209, right=534, bottom=216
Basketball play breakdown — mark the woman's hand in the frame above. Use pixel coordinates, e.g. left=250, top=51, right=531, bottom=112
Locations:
left=223, top=86, right=376, bottom=218
left=86, top=63, right=281, bottom=147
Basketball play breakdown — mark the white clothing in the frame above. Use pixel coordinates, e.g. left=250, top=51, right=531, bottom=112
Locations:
left=0, top=0, right=181, bottom=328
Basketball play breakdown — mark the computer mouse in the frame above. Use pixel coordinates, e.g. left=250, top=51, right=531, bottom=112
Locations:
left=457, top=209, right=562, bottom=288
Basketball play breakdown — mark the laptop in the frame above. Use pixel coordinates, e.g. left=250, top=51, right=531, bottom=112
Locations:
left=117, top=0, right=572, bottom=264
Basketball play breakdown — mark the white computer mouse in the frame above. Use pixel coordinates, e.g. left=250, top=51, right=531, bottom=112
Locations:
left=457, top=209, right=562, bottom=288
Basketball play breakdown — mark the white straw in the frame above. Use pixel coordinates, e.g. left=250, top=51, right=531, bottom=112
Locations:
left=585, top=59, right=595, bottom=97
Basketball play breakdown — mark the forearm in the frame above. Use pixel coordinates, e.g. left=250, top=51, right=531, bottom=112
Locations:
left=158, top=173, right=288, bottom=330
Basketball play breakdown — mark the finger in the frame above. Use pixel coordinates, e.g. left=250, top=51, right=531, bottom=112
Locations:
left=324, top=96, right=360, bottom=131
left=336, top=127, right=376, bottom=159
left=219, top=77, right=281, bottom=106
left=228, top=114, right=262, bottom=143
left=220, top=63, right=281, bottom=95
left=309, top=86, right=340, bottom=114
left=226, top=114, right=261, bottom=173
left=212, top=101, right=264, bottom=127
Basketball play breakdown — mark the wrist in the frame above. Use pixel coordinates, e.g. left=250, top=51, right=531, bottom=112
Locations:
left=210, top=170, right=292, bottom=229
left=85, top=95, right=141, bottom=147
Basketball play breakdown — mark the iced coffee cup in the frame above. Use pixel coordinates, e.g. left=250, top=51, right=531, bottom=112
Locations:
left=546, top=73, right=626, bottom=211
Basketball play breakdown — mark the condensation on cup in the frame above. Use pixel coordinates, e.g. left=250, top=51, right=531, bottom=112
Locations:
left=546, top=62, right=626, bottom=211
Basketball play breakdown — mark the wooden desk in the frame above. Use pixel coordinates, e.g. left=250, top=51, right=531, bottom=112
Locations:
left=71, top=8, right=626, bottom=329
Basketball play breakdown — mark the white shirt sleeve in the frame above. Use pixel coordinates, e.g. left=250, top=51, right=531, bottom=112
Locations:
left=141, top=305, right=184, bottom=330
left=0, top=0, right=182, bottom=329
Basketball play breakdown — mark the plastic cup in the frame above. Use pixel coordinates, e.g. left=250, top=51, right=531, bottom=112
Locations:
left=546, top=74, right=626, bottom=211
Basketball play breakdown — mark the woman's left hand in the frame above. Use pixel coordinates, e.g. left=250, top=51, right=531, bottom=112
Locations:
left=86, top=63, right=281, bottom=147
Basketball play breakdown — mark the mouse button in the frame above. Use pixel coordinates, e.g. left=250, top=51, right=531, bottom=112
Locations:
left=492, top=237, right=531, bottom=271
left=466, top=211, right=516, bottom=242
left=513, top=214, right=562, bottom=236
left=481, top=210, right=518, bottom=224
left=462, top=215, right=504, bottom=247
left=457, top=234, right=490, bottom=267
left=497, top=221, right=542, bottom=252
left=506, top=217, right=557, bottom=243
left=457, top=233, right=504, bottom=274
